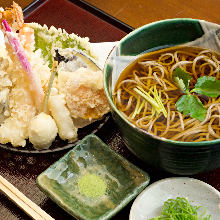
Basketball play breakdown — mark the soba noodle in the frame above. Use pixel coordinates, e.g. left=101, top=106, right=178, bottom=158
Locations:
left=113, top=46, right=220, bottom=142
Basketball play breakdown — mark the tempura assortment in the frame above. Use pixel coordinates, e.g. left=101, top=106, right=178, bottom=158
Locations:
left=0, top=2, right=109, bottom=149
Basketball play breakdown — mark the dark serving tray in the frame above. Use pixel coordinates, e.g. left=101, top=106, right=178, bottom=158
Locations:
left=0, top=1, right=219, bottom=220
left=23, top=0, right=133, bottom=42
left=0, top=0, right=133, bottom=154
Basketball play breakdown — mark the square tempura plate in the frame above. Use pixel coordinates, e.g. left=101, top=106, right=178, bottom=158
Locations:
left=36, top=134, right=150, bottom=220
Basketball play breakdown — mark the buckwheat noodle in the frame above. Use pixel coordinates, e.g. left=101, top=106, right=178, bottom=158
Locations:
left=113, top=46, right=220, bottom=142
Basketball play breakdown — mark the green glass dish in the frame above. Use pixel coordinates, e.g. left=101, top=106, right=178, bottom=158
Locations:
left=37, top=134, right=150, bottom=220
left=104, top=18, right=220, bottom=175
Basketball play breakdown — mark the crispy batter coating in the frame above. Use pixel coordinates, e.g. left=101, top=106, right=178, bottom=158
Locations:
left=57, top=67, right=110, bottom=120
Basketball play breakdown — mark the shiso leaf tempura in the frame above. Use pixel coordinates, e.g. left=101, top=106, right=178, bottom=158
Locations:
left=113, top=46, right=220, bottom=142
left=27, top=22, right=96, bottom=68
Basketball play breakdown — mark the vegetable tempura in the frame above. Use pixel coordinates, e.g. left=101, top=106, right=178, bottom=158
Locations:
left=0, top=2, right=109, bottom=149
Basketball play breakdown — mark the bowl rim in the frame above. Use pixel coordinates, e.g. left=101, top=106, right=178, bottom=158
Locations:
left=103, top=18, right=220, bottom=147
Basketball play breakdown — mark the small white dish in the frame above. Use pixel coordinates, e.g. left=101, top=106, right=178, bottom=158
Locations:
left=129, top=177, right=220, bottom=220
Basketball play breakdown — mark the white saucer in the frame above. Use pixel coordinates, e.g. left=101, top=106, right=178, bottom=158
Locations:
left=129, top=177, right=220, bottom=220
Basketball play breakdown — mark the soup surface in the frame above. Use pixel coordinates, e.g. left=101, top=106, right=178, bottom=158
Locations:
left=113, top=46, right=220, bottom=142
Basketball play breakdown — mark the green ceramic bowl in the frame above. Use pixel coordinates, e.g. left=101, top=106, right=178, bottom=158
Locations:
left=37, top=134, right=150, bottom=220
left=104, top=18, right=220, bottom=175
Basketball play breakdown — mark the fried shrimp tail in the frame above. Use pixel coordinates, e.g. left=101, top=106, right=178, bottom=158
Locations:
left=0, top=1, right=24, bottom=30
left=11, top=1, right=24, bottom=28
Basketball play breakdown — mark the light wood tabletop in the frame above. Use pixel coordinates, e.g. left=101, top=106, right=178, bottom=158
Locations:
left=84, top=0, right=220, bottom=28
left=1, top=0, right=33, bottom=9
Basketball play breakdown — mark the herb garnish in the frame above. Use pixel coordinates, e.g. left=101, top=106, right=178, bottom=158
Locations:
left=176, top=95, right=207, bottom=122
left=149, top=197, right=211, bottom=220
left=173, top=67, right=192, bottom=92
left=133, top=86, right=167, bottom=118
left=192, top=76, right=220, bottom=98
left=173, top=68, right=220, bottom=121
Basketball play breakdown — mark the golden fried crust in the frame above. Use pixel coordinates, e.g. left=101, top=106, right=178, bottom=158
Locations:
left=57, top=67, right=110, bottom=120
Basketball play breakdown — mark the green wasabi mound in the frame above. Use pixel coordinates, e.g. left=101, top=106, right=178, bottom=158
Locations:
left=27, top=23, right=97, bottom=68
left=150, top=197, right=211, bottom=220
left=78, top=173, right=106, bottom=198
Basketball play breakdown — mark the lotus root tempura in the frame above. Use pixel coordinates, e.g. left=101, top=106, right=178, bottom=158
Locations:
left=113, top=46, right=220, bottom=142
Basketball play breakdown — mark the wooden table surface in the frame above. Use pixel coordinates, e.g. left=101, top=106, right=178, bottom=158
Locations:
left=81, top=0, right=220, bottom=28
left=1, top=0, right=220, bottom=220
left=1, top=0, right=33, bottom=9
left=3, top=0, right=220, bottom=28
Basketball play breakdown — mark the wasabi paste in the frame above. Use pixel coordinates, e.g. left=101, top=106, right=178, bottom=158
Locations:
left=78, top=174, right=106, bottom=198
